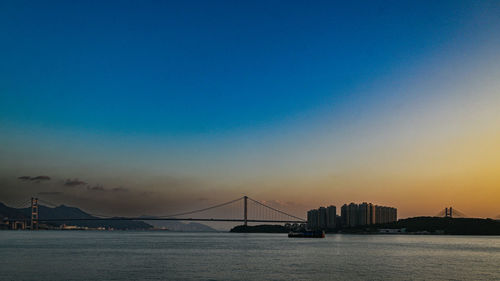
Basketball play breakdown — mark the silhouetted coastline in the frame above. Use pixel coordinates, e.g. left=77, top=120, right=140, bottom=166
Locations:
left=230, top=225, right=289, bottom=233
left=340, top=217, right=500, bottom=235
left=229, top=217, right=500, bottom=235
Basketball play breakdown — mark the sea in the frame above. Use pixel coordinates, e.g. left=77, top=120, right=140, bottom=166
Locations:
left=0, top=231, right=499, bottom=281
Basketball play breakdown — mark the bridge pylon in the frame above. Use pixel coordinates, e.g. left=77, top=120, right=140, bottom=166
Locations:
left=31, top=197, right=39, bottom=230
left=244, top=196, right=248, bottom=226
left=445, top=207, right=453, bottom=218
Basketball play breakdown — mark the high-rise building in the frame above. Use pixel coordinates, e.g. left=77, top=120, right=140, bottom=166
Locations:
left=369, top=203, right=376, bottom=225
left=341, top=203, right=359, bottom=227
left=341, top=204, right=348, bottom=226
left=359, top=202, right=368, bottom=225
left=327, top=205, right=336, bottom=229
left=318, top=207, right=327, bottom=229
left=307, top=209, right=319, bottom=229
left=358, top=202, right=376, bottom=225
left=348, top=203, right=358, bottom=227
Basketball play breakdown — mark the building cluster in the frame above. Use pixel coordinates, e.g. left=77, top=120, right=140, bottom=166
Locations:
left=306, top=206, right=337, bottom=230
left=341, top=202, right=397, bottom=227
left=307, top=202, right=397, bottom=230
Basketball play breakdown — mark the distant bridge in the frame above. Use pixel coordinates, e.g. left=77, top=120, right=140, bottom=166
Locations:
left=434, top=207, right=469, bottom=218
left=435, top=207, right=500, bottom=220
left=21, top=196, right=306, bottom=230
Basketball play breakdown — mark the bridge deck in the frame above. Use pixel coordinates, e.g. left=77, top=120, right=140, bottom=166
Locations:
left=37, top=218, right=305, bottom=223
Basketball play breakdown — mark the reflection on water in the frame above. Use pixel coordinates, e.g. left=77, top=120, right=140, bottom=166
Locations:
left=1, top=231, right=499, bottom=281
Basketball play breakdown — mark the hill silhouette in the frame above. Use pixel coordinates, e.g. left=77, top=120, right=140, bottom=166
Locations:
left=343, top=217, right=500, bottom=235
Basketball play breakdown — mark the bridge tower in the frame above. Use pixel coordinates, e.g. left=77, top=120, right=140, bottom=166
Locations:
left=244, top=196, right=248, bottom=226
left=445, top=207, right=453, bottom=218
left=31, top=197, right=39, bottom=230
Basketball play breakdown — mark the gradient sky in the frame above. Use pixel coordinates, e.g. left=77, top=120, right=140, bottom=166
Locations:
left=1, top=1, right=499, bottom=220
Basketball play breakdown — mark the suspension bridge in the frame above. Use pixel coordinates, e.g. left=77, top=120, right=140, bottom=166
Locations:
left=434, top=207, right=469, bottom=218
left=17, top=196, right=306, bottom=230
left=5, top=198, right=499, bottom=230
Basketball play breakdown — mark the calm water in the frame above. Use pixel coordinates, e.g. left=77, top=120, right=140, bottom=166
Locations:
left=0, top=231, right=499, bottom=281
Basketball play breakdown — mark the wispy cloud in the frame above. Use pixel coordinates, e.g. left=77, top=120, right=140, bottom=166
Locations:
left=85, top=185, right=128, bottom=193
left=18, top=175, right=51, bottom=182
left=87, top=185, right=105, bottom=191
left=31, top=176, right=51, bottom=181
left=64, top=179, right=86, bottom=186
left=38, top=191, right=63, bottom=195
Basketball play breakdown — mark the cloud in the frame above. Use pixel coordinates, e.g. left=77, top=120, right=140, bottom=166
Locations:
left=38, top=191, right=63, bottom=195
left=64, top=179, right=87, bottom=186
left=111, top=187, right=128, bottom=192
left=18, top=175, right=51, bottom=182
left=87, top=185, right=105, bottom=191
left=261, top=199, right=303, bottom=208
left=31, top=176, right=51, bottom=181
left=85, top=185, right=128, bottom=192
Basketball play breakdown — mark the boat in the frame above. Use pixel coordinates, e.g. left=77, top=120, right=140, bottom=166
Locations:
left=288, top=230, right=325, bottom=238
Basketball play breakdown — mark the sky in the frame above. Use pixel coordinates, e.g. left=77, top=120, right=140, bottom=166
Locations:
left=1, top=1, right=499, bottom=220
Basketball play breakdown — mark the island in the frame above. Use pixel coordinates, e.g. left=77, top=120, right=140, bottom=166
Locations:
left=230, top=224, right=289, bottom=233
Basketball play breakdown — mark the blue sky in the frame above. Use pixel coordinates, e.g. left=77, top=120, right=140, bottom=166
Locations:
left=1, top=1, right=500, bottom=218
left=2, top=1, right=491, bottom=134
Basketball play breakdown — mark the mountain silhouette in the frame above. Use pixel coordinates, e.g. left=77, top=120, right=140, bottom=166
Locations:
left=141, top=217, right=216, bottom=232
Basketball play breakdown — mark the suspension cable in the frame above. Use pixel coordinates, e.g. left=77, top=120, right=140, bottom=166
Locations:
left=247, top=197, right=305, bottom=221
left=452, top=209, right=468, bottom=218
left=156, top=196, right=245, bottom=218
